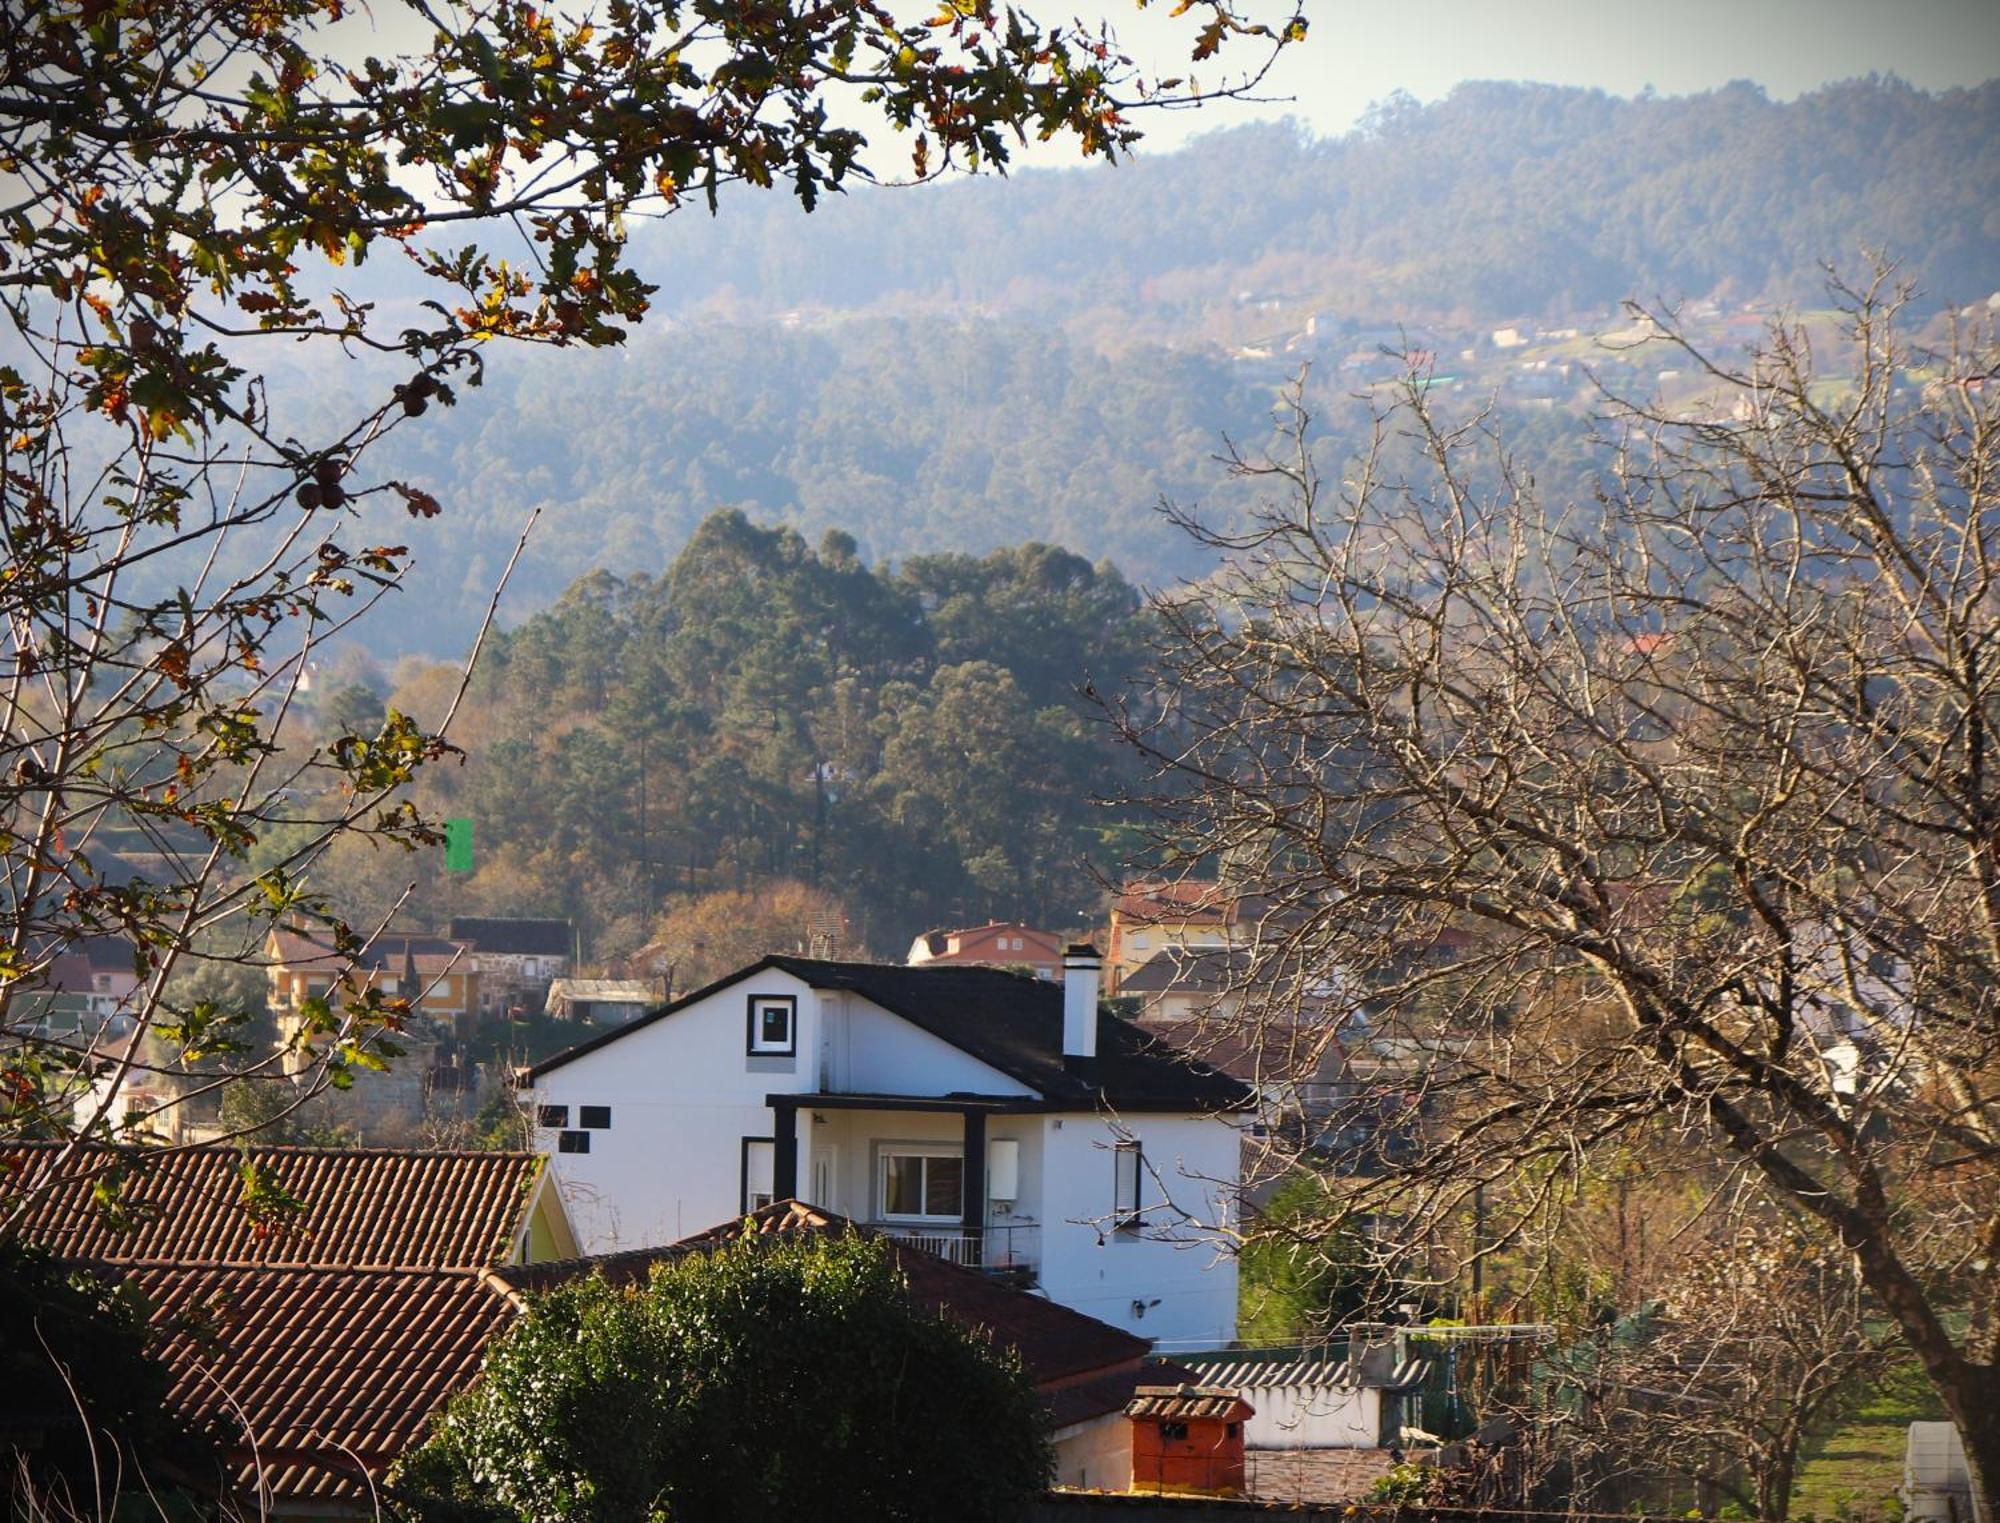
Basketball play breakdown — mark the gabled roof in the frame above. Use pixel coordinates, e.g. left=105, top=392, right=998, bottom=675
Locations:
left=1121, top=945, right=1261, bottom=995
left=9, top=1145, right=560, bottom=1510
left=494, top=1201, right=1151, bottom=1394
left=522, top=955, right=1252, bottom=1113
left=448, top=917, right=574, bottom=957
left=129, top=1262, right=518, bottom=1506
left=5, top=1144, right=548, bottom=1269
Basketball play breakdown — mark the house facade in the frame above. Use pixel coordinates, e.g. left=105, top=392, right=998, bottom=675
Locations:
left=907, top=921, right=1065, bottom=980
left=521, top=947, right=1251, bottom=1345
left=448, top=915, right=575, bottom=1016
left=266, top=929, right=481, bottom=1039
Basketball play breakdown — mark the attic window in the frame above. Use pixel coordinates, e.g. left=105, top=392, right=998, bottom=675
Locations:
left=537, top=1104, right=569, bottom=1128
left=746, top=994, right=797, bottom=1056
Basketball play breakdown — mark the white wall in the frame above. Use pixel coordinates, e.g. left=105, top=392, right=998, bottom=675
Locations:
left=1239, top=1384, right=1381, bottom=1449
left=533, top=974, right=1035, bottom=1254
left=531, top=969, right=819, bottom=1252
left=1052, top=1413, right=1133, bottom=1492
left=1036, top=1112, right=1240, bottom=1347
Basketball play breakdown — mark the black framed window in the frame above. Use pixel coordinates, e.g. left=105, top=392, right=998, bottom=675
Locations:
left=537, top=1104, right=569, bottom=1128
left=741, top=1137, right=775, bottom=1212
left=580, top=1105, right=612, bottom=1129
left=558, top=1130, right=590, bottom=1154
left=746, top=994, right=797, bottom=1056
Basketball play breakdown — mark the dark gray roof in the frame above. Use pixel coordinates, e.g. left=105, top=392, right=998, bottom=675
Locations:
left=524, top=955, right=1252, bottom=1112
left=1120, top=945, right=1261, bottom=995
left=448, top=917, right=574, bottom=956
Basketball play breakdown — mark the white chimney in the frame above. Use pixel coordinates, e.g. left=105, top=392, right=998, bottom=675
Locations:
left=1062, top=943, right=1101, bottom=1062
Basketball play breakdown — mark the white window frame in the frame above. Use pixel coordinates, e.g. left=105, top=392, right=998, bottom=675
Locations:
left=746, top=993, right=797, bottom=1056
left=742, top=1137, right=776, bottom=1213
left=1113, top=1139, right=1143, bottom=1228
left=876, top=1143, right=965, bottom=1223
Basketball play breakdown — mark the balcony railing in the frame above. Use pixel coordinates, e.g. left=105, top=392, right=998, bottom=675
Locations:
left=868, top=1221, right=1040, bottom=1279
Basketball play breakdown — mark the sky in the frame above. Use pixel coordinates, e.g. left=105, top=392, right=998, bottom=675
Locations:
left=1105, top=0, right=2000, bottom=154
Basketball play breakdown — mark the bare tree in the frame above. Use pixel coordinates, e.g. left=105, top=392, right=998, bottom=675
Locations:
left=1524, top=1216, right=1887, bottom=1519
left=1116, top=270, right=2000, bottom=1516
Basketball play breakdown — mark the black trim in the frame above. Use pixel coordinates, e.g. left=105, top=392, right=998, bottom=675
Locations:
left=740, top=1136, right=776, bottom=1214
left=746, top=993, right=798, bottom=1057
left=771, top=1098, right=800, bottom=1200
left=960, top=1111, right=986, bottom=1234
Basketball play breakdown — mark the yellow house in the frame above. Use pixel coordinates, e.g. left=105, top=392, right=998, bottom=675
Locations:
left=1105, top=879, right=1242, bottom=995
left=267, top=927, right=484, bottom=1041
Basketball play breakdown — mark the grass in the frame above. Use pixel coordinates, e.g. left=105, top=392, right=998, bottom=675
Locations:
left=1791, top=1362, right=1944, bottom=1521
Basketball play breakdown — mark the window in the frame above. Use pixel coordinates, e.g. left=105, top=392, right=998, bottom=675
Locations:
left=1160, top=1421, right=1188, bottom=1441
left=537, top=1104, right=569, bottom=1128
left=746, top=994, right=797, bottom=1056
left=878, top=1147, right=963, bottom=1221
left=580, top=1105, right=612, bottom=1129
left=1113, top=1140, right=1143, bottom=1227
left=742, top=1138, right=775, bottom=1212
left=557, top=1130, right=590, bottom=1154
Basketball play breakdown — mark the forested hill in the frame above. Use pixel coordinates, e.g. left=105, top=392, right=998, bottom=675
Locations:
left=620, top=76, right=2000, bottom=327
left=287, top=75, right=1998, bottom=655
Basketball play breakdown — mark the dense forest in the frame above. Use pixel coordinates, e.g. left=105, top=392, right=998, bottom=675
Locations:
left=250, top=76, right=1996, bottom=656
left=616, top=76, right=2000, bottom=326
left=315, top=515, right=1156, bottom=958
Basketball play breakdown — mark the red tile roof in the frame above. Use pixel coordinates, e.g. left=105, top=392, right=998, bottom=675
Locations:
left=5, top=1144, right=547, bottom=1270
left=129, top=1263, right=519, bottom=1506
left=8, top=1146, right=553, bottom=1509
left=497, top=1201, right=1152, bottom=1394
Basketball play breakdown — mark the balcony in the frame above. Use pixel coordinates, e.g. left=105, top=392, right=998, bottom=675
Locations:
left=867, top=1221, right=1040, bottom=1283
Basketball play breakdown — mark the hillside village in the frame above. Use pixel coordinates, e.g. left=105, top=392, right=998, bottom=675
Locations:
left=4, top=9, right=1998, bottom=1523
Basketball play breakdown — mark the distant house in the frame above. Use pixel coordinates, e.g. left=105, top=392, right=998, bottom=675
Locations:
left=519, top=945, right=1251, bottom=1344
left=907, top=921, right=1064, bottom=980
left=545, top=977, right=659, bottom=1024
left=7, top=1144, right=578, bottom=1515
left=1105, top=879, right=1258, bottom=996
left=266, top=928, right=482, bottom=1038
left=449, top=916, right=575, bottom=1015
left=497, top=1199, right=1203, bottom=1492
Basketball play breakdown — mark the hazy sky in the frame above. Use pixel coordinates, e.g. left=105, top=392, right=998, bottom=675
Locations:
left=1110, top=0, right=2000, bottom=152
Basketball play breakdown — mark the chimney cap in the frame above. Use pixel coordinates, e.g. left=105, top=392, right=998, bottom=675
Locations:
left=1062, top=942, right=1102, bottom=962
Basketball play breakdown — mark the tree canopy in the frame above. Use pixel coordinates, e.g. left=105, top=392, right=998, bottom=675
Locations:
left=392, top=1227, right=1052, bottom=1523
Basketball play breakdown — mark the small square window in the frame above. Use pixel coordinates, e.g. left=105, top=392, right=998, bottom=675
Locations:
left=538, top=1104, right=569, bottom=1128
left=557, top=1130, right=590, bottom=1154
left=746, top=994, right=797, bottom=1056
left=1160, top=1421, right=1188, bottom=1441
left=580, top=1105, right=611, bottom=1130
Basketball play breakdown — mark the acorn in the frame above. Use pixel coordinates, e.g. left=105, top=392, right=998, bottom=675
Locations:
left=297, top=482, right=324, bottom=510
left=401, top=392, right=428, bottom=417
left=322, top=482, right=347, bottom=509
left=313, top=453, right=344, bottom=487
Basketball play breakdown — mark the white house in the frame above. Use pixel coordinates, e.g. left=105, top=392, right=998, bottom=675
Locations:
left=519, top=945, right=1252, bottom=1345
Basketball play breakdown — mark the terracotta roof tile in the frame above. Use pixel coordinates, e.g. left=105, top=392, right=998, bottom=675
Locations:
left=5, top=1144, right=545, bottom=1270
left=128, top=1263, right=517, bottom=1505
